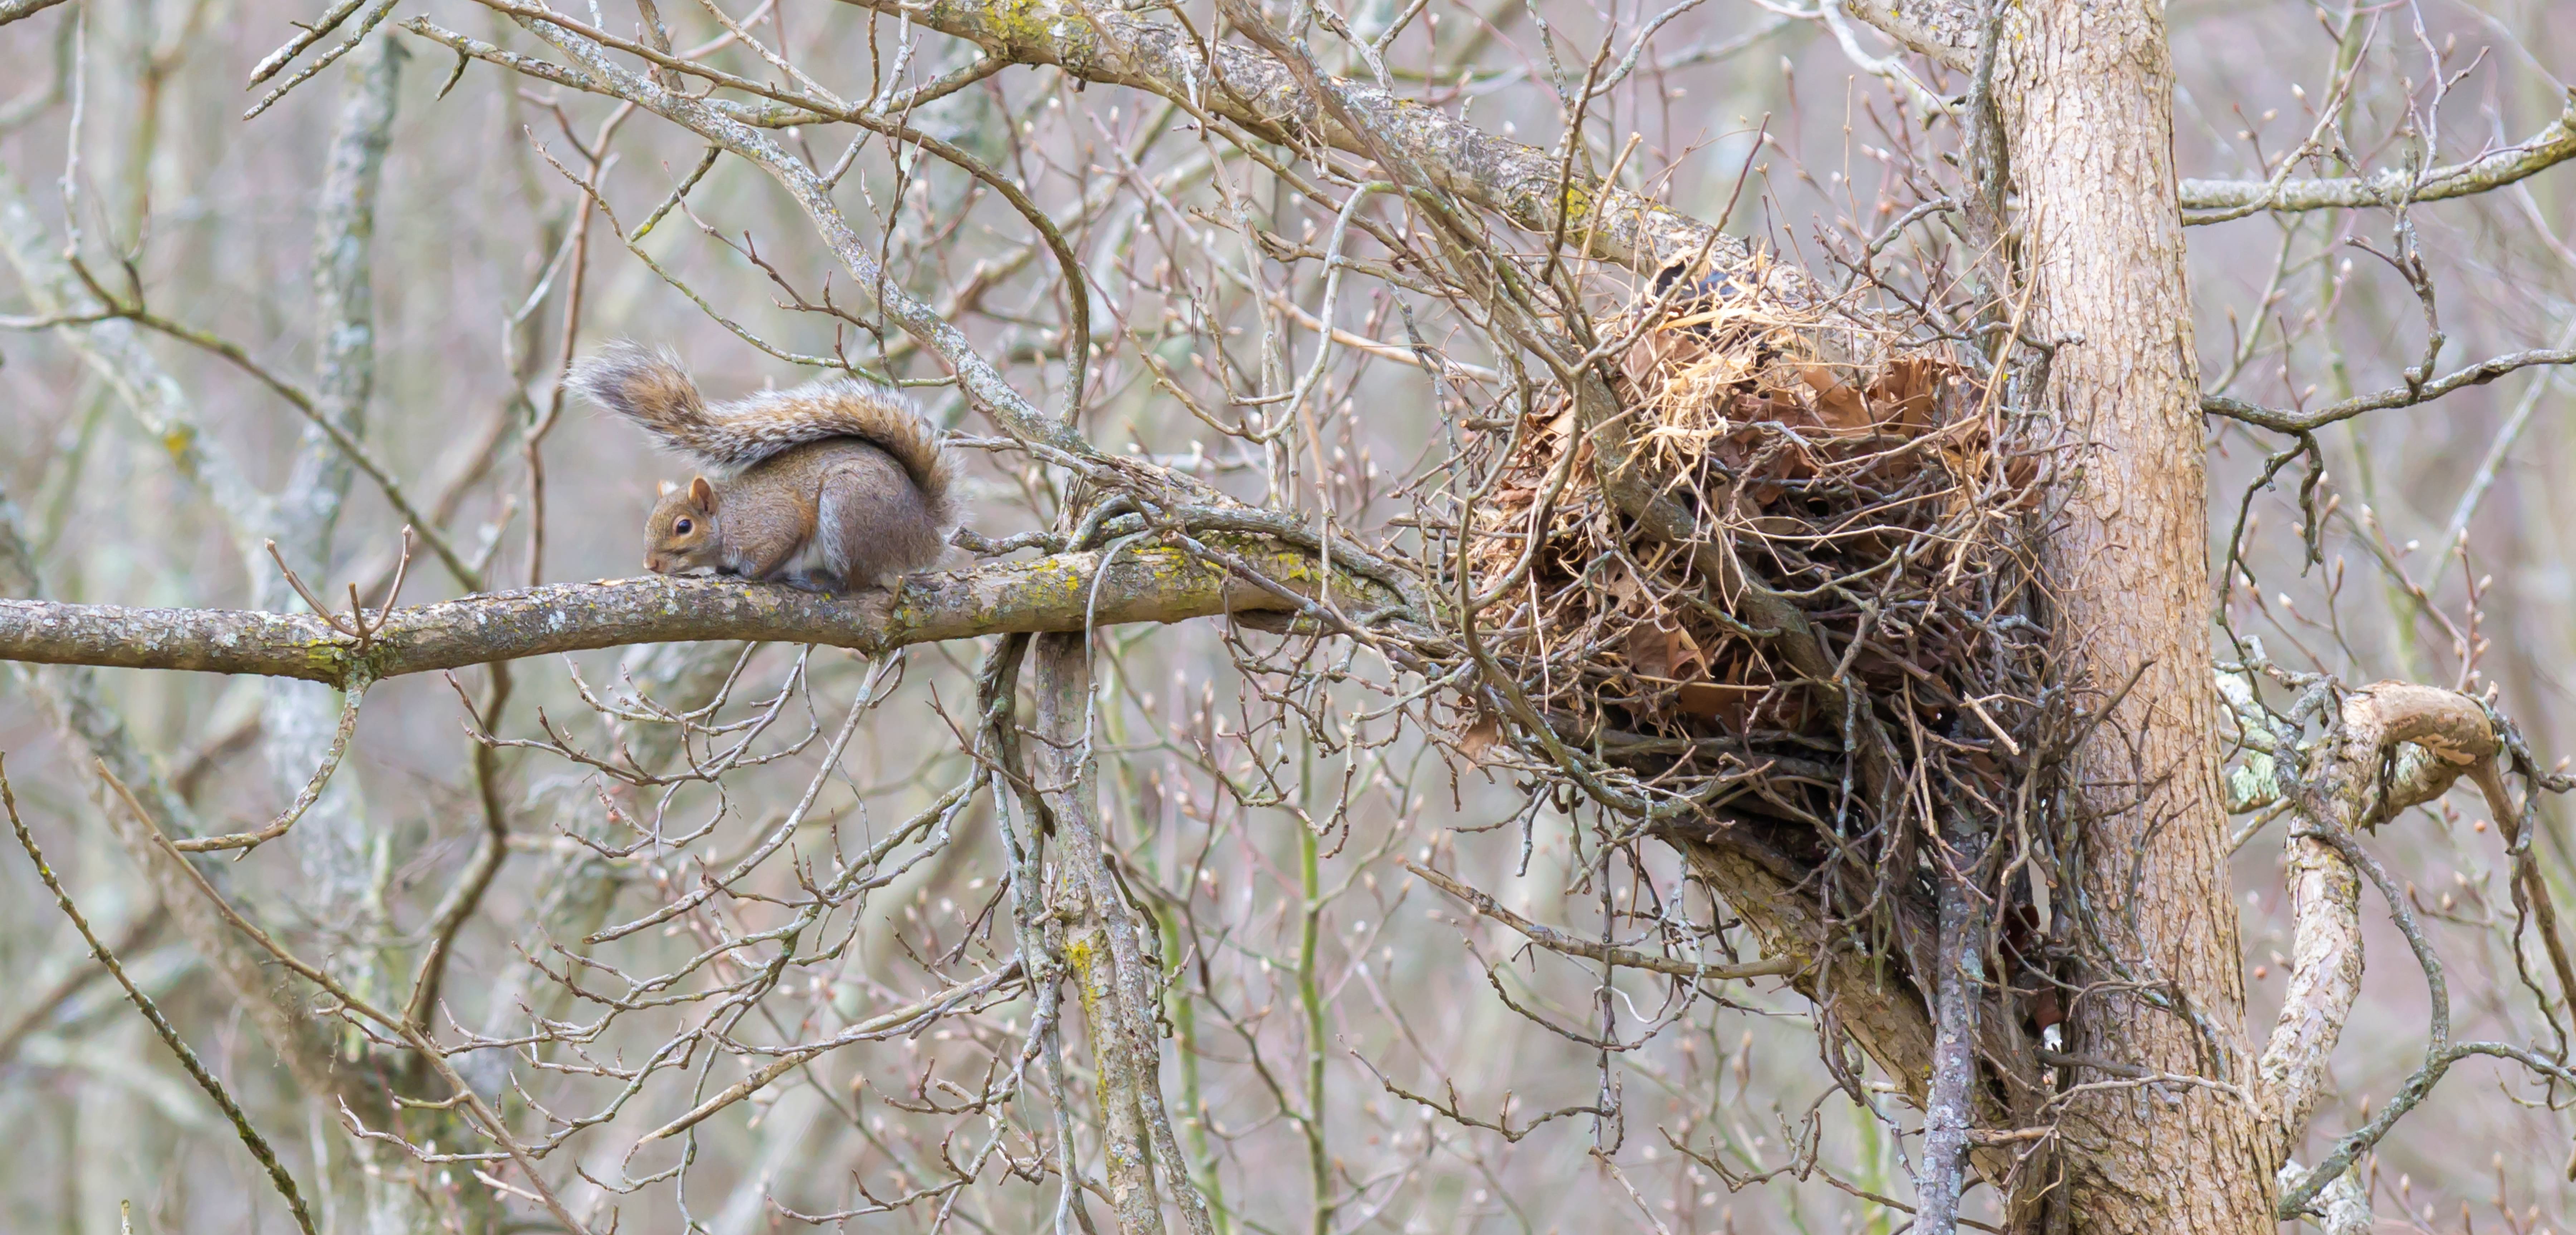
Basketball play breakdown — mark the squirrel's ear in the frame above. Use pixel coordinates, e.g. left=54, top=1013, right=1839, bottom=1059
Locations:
left=688, top=476, right=717, bottom=510
left=658, top=479, right=678, bottom=498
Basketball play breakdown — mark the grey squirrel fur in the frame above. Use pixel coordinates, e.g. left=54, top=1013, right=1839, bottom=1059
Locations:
left=569, top=342, right=956, bottom=592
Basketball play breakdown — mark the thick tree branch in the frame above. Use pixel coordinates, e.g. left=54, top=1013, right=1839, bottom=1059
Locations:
left=271, top=31, right=398, bottom=588
left=1670, top=829, right=1936, bottom=1098
left=263, top=31, right=403, bottom=1009
left=1032, top=631, right=1211, bottom=1235
left=0, top=0, right=72, bottom=28
left=0, top=543, right=1396, bottom=688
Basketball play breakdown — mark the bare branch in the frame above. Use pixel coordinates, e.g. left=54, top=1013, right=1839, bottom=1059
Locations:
left=1672, top=832, right=1939, bottom=1103
left=1032, top=632, right=1200, bottom=1235
left=268, top=29, right=399, bottom=587
left=1402, top=858, right=1795, bottom=981
left=2183, top=92, right=2576, bottom=222
left=171, top=682, right=366, bottom=853
left=1, top=759, right=321, bottom=1235
left=2203, top=347, right=2576, bottom=433
left=1768, top=11, right=2576, bottom=222
left=422, top=13, right=1091, bottom=458
left=2235, top=679, right=2575, bottom=1220
left=638, top=961, right=1026, bottom=1142
left=0, top=494, right=348, bottom=1107
left=0, top=166, right=273, bottom=565
left=819, top=0, right=1765, bottom=279
left=2246, top=682, right=2498, bottom=1153
left=96, top=765, right=596, bottom=1235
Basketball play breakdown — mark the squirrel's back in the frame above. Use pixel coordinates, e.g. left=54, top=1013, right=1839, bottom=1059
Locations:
left=569, top=342, right=953, bottom=525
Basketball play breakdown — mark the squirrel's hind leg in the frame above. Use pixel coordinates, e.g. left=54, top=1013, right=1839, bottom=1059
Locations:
left=811, top=465, right=904, bottom=592
left=774, top=571, right=840, bottom=595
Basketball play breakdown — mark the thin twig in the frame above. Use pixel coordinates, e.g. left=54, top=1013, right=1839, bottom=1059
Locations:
left=2, top=756, right=319, bottom=1235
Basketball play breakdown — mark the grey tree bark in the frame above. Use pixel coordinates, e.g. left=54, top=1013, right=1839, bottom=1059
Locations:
left=1995, top=1, right=2274, bottom=1229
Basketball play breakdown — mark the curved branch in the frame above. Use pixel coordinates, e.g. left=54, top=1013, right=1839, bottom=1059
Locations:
left=2204, top=347, right=2576, bottom=434
left=172, top=681, right=367, bottom=853
left=2253, top=684, right=2493, bottom=1152
left=2239, top=680, right=2566, bottom=1223
left=0, top=543, right=1397, bottom=688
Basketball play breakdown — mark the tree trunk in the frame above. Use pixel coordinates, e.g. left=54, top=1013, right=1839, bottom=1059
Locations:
left=1995, top=1, right=2273, bottom=1229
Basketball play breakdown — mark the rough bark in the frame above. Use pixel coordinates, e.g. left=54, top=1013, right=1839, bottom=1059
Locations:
left=1917, top=837, right=1986, bottom=1234
left=1995, top=2, right=2272, bottom=1229
left=2261, top=828, right=2361, bottom=1154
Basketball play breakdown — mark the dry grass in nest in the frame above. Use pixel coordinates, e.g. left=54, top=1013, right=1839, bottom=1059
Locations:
left=1460, top=277, right=2057, bottom=803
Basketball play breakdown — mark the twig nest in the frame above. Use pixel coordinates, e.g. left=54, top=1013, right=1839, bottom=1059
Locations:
left=1460, top=271, right=2052, bottom=749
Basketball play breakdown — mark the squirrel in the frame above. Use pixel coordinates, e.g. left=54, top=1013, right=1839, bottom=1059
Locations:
left=568, top=342, right=956, bottom=593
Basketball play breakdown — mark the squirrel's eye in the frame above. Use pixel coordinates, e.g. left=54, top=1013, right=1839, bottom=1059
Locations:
left=674, top=518, right=694, bottom=535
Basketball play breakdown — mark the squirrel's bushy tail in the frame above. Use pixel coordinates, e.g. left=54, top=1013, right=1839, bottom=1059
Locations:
left=570, top=343, right=953, bottom=520
left=568, top=340, right=711, bottom=447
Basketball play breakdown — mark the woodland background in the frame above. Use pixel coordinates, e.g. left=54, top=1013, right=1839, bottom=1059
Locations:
left=1, top=0, right=2573, bottom=1231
